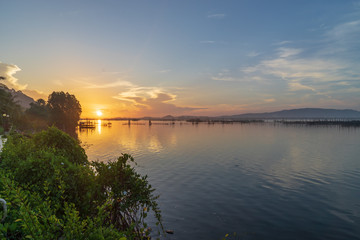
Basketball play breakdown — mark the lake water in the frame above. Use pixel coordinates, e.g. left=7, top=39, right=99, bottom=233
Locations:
left=78, top=120, right=360, bottom=240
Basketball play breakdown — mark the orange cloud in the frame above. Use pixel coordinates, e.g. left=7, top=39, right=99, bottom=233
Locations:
left=113, top=90, right=205, bottom=117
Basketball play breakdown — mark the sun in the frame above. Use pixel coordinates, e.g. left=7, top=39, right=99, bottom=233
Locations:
left=96, top=110, right=103, bottom=117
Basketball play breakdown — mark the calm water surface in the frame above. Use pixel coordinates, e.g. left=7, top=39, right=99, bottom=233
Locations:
left=78, top=121, right=360, bottom=240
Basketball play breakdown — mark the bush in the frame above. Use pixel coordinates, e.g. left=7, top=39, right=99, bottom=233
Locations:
left=0, top=170, right=125, bottom=240
left=0, top=128, right=95, bottom=215
left=0, top=127, right=162, bottom=239
left=92, top=154, right=163, bottom=237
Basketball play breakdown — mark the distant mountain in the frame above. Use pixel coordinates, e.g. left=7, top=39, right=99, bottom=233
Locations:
left=142, top=108, right=360, bottom=121
left=162, top=115, right=175, bottom=120
left=0, top=83, right=35, bottom=109
left=223, top=108, right=360, bottom=119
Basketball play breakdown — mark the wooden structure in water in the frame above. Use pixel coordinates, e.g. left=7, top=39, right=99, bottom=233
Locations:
left=78, top=120, right=96, bottom=129
left=102, top=122, right=112, bottom=127
left=277, top=119, right=360, bottom=127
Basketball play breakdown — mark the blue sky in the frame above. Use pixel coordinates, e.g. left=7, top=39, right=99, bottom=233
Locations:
left=1, top=0, right=359, bottom=117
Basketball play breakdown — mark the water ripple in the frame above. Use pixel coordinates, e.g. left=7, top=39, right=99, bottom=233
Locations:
left=79, top=121, right=360, bottom=240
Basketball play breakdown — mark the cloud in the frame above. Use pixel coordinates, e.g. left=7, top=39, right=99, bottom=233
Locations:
left=112, top=84, right=204, bottom=116
left=208, top=15, right=359, bottom=111
left=264, top=98, right=276, bottom=103
left=141, top=93, right=205, bottom=116
left=288, top=82, right=316, bottom=92
left=200, top=40, right=215, bottom=44
left=211, top=69, right=238, bottom=81
left=0, top=62, right=27, bottom=90
left=207, top=13, right=226, bottom=19
left=212, top=76, right=236, bottom=81
left=240, top=46, right=357, bottom=93
left=277, top=48, right=302, bottom=58
left=326, top=20, right=360, bottom=39
left=211, top=68, right=267, bottom=83
left=274, top=40, right=292, bottom=46
left=85, top=80, right=135, bottom=89
left=259, top=57, right=344, bottom=81
left=114, top=86, right=168, bottom=102
left=336, top=81, right=350, bottom=86
left=0, top=61, right=47, bottom=101
left=247, top=51, right=260, bottom=57
left=319, top=19, right=360, bottom=57
left=256, top=57, right=345, bottom=94
left=236, top=16, right=360, bottom=108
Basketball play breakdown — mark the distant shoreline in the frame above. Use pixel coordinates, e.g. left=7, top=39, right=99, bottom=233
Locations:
left=78, top=119, right=360, bottom=127
left=81, top=108, right=360, bottom=121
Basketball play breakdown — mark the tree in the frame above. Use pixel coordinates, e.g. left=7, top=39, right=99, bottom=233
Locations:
left=47, top=92, right=81, bottom=133
left=27, top=99, right=49, bottom=119
left=25, top=99, right=50, bottom=131
left=0, top=88, right=23, bottom=131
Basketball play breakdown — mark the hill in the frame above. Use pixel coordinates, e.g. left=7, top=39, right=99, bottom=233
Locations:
left=223, top=108, right=360, bottom=119
left=0, top=83, right=35, bottom=109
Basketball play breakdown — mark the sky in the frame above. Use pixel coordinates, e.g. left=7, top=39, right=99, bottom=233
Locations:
left=1, top=0, right=360, bottom=118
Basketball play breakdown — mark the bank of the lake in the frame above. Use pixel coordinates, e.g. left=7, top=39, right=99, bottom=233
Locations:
left=0, top=127, right=162, bottom=239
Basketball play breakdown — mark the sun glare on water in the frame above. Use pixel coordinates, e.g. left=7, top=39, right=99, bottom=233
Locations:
left=96, top=110, right=103, bottom=117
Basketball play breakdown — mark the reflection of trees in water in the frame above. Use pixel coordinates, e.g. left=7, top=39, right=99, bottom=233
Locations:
left=78, top=126, right=95, bottom=136
left=67, top=129, right=79, bottom=139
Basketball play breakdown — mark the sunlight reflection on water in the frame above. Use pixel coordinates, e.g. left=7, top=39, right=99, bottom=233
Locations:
left=78, top=121, right=360, bottom=240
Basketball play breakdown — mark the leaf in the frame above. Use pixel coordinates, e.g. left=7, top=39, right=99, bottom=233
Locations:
left=15, top=219, right=22, bottom=222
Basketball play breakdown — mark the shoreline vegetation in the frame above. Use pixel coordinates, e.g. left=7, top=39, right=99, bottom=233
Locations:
left=0, top=127, right=163, bottom=239
left=1, top=90, right=164, bottom=239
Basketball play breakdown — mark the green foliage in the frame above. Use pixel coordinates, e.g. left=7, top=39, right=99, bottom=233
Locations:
left=47, top=92, right=81, bottom=133
left=92, top=154, right=163, bottom=237
left=0, top=129, right=95, bottom=216
left=0, top=127, right=163, bottom=239
left=0, top=170, right=125, bottom=240
left=1, top=90, right=81, bottom=135
left=0, top=88, right=23, bottom=131
left=32, top=126, right=88, bottom=165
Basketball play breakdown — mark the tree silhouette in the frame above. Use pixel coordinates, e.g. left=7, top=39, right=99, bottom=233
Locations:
left=47, top=91, right=81, bottom=133
left=0, top=88, right=22, bottom=130
left=24, top=98, right=49, bottom=130
left=27, top=98, right=48, bottom=119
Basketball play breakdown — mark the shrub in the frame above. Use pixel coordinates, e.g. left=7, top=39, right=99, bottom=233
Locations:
left=92, top=154, right=163, bottom=237
left=0, top=169, right=126, bottom=239
left=0, top=127, right=162, bottom=239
